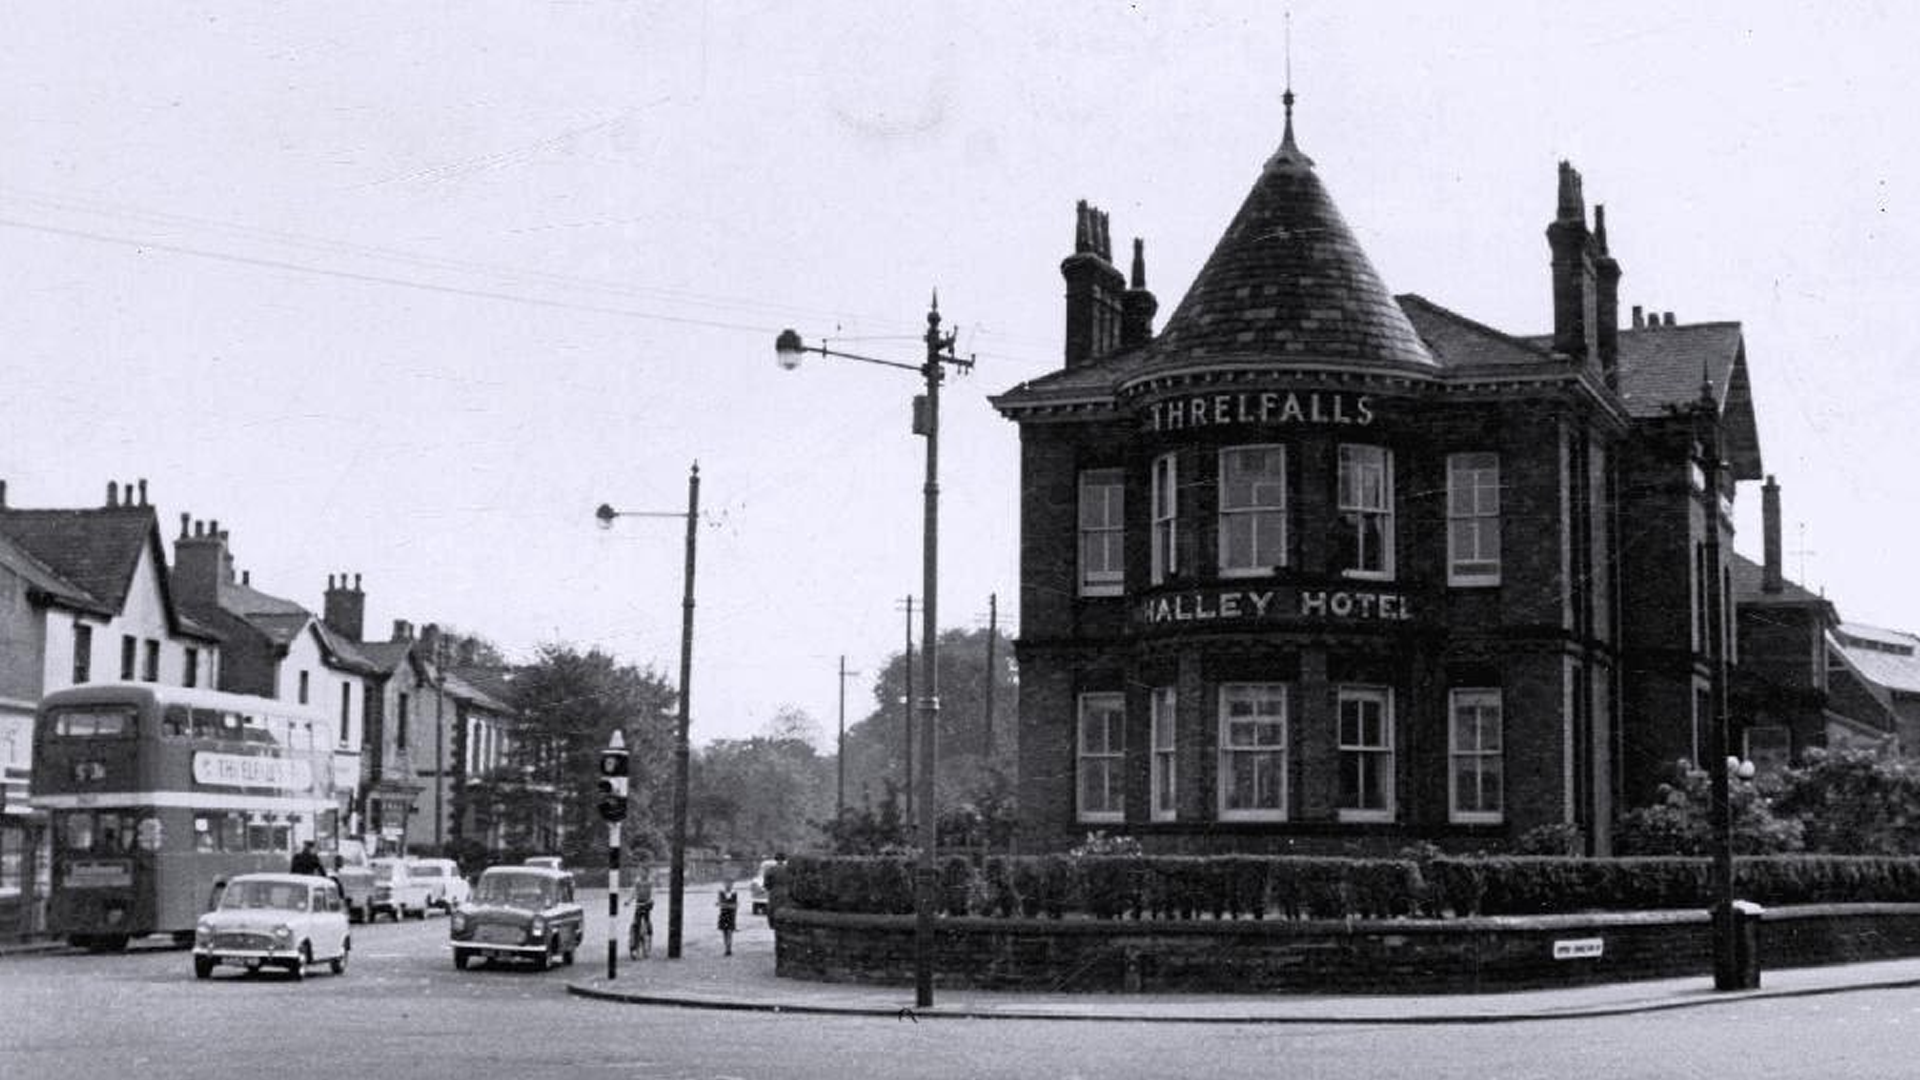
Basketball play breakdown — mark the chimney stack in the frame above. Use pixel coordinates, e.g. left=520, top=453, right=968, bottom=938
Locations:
left=171, top=516, right=237, bottom=609
left=1546, top=161, right=1600, bottom=364
left=323, top=572, right=366, bottom=643
left=1592, top=205, right=1621, bottom=389
left=1762, top=475, right=1783, bottom=594
left=391, top=619, right=414, bottom=642
left=1060, top=200, right=1127, bottom=367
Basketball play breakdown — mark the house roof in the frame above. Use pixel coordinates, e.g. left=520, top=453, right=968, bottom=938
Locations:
left=1729, top=551, right=1829, bottom=608
left=1831, top=622, right=1920, bottom=696
left=357, top=639, right=416, bottom=675
left=445, top=666, right=514, bottom=714
left=0, top=505, right=158, bottom=614
left=0, top=531, right=105, bottom=615
left=1141, top=108, right=1435, bottom=373
left=1396, top=294, right=1558, bottom=370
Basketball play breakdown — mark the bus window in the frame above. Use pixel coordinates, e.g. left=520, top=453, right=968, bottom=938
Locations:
left=191, top=708, right=219, bottom=740
left=52, top=709, right=132, bottom=737
left=241, top=714, right=272, bottom=745
left=270, top=821, right=291, bottom=852
left=193, top=814, right=217, bottom=853
left=246, top=815, right=272, bottom=852
left=163, top=705, right=190, bottom=738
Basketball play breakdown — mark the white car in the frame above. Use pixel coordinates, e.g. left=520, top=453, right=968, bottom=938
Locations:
left=407, top=857, right=471, bottom=912
left=370, top=857, right=434, bottom=920
left=193, top=873, right=350, bottom=979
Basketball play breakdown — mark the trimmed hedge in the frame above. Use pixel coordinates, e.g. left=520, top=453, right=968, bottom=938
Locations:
left=780, top=854, right=1920, bottom=920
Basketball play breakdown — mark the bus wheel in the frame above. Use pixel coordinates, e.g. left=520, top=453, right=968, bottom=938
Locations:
left=194, top=955, right=215, bottom=979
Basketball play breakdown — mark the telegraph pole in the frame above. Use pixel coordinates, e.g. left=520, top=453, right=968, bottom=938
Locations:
left=897, top=594, right=916, bottom=822
left=982, top=592, right=997, bottom=759
left=836, top=655, right=860, bottom=818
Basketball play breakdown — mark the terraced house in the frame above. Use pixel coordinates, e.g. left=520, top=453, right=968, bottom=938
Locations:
left=993, top=98, right=1764, bottom=855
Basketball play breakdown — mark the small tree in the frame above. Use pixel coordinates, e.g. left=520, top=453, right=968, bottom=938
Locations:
left=1614, top=759, right=1804, bottom=856
left=1776, top=746, right=1920, bottom=854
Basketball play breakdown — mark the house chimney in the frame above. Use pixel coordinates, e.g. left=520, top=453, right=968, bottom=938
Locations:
left=106, top=480, right=118, bottom=507
left=172, top=516, right=236, bottom=608
left=1592, top=205, right=1621, bottom=389
left=242, top=570, right=250, bottom=585
left=1663, top=311, right=1676, bottom=327
left=1119, top=237, right=1159, bottom=349
left=1762, top=475, right=1783, bottom=593
left=1546, top=161, right=1598, bottom=363
left=392, top=619, right=413, bottom=642
left=323, top=572, right=366, bottom=642
left=1060, top=200, right=1127, bottom=367
left=137, top=479, right=148, bottom=507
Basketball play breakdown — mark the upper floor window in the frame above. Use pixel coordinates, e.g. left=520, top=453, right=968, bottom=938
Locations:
left=72, top=624, right=92, bottom=684
left=1218, top=683, right=1287, bottom=821
left=1447, top=452, right=1501, bottom=586
left=1336, top=444, right=1394, bottom=579
left=1078, top=469, right=1125, bottom=597
left=397, top=692, right=410, bottom=749
left=1076, top=693, right=1125, bottom=823
left=1218, top=445, right=1286, bottom=577
left=142, top=639, right=160, bottom=683
left=298, top=670, right=310, bottom=705
left=338, top=682, right=352, bottom=746
left=1150, top=453, right=1178, bottom=585
left=1336, top=687, right=1394, bottom=821
left=1448, top=688, right=1503, bottom=824
left=1149, top=686, right=1176, bottom=821
left=120, top=635, right=137, bottom=680
left=183, top=647, right=199, bottom=688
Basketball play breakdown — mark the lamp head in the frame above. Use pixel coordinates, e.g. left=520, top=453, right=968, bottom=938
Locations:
left=774, top=328, right=806, bottom=371
left=594, top=503, right=617, bottom=529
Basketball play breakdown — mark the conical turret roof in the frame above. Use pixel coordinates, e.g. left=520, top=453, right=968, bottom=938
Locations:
left=1149, top=102, right=1436, bottom=370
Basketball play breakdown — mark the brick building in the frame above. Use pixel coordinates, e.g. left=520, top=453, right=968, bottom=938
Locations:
left=992, top=100, right=1762, bottom=855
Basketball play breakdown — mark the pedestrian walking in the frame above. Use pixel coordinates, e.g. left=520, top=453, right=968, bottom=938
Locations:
left=628, top=869, right=654, bottom=960
left=716, top=880, right=739, bottom=956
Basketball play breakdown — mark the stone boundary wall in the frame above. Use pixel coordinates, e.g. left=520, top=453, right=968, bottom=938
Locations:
left=771, top=903, right=1920, bottom=994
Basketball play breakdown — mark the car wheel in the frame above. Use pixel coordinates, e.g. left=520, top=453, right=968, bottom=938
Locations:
left=562, top=938, right=575, bottom=966
left=453, top=948, right=471, bottom=971
left=530, top=939, right=551, bottom=972
left=290, top=943, right=312, bottom=980
left=330, top=940, right=348, bottom=975
left=193, top=955, right=215, bottom=980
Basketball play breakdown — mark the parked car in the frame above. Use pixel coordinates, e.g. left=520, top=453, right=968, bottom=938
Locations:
left=522, top=855, right=564, bottom=871
left=449, top=865, right=584, bottom=971
left=370, top=857, right=433, bottom=920
left=748, top=858, right=780, bottom=916
left=330, top=838, right=376, bottom=924
left=407, top=857, right=470, bottom=912
left=192, top=873, right=349, bottom=979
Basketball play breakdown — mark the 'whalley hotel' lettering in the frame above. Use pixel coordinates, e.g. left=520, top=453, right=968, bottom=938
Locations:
left=1138, top=588, right=1413, bottom=625
left=1146, top=390, right=1374, bottom=433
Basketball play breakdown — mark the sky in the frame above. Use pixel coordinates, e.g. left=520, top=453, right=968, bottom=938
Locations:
left=3, top=3, right=1916, bottom=747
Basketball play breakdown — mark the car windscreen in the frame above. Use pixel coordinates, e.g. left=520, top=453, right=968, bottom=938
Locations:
left=220, top=881, right=312, bottom=911
left=475, top=874, right=553, bottom=907
left=410, top=865, right=442, bottom=877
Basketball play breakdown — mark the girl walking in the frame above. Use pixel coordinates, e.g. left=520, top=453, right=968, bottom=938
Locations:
left=716, top=880, right=739, bottom=956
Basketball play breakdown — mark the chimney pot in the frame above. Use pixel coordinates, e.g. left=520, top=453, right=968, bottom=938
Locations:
left=1632, top=305, right=1644, bottom=329
left=210, top=520, right=219, bottom=536
left=353, top=573, right=361, bottom=590
left=138, top=479, right=148, bottom=506
left=242, top=570, right=250, bottom=586
left=1762, top=475, right=1783, bottom=594
left=0, top=479, right=7, bottom=508
left=1663, top=311, right=1675, bottom=326
left=179, top=512, right=190, bottom=538
left=107, top=480, right=118, bottom=507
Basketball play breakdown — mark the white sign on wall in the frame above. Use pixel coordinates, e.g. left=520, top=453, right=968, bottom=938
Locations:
left=1552, top=938, right=1604, bottom=961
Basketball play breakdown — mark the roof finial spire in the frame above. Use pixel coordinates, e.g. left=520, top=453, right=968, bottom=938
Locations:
left=1267, top=12, right=1313, bottom=170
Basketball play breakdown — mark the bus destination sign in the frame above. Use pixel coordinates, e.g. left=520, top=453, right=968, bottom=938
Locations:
left=191, top=752, right=313, bottom=791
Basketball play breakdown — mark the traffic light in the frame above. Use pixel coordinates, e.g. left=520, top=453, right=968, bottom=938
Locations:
left=596, top=779, right=628, bottom=823
left=598, top=746, right=629, bottom=779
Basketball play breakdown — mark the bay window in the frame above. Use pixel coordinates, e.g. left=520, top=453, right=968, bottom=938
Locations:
left=1336, top=687, right=1394, bottom=821
left=1446, top=452, right=1501, bottom=585
left=1448, top=689, right=1504, bottom=823
left=1336, top=444, right=1394, bottom=579
left=1218, top=684, right=1287, bottom=820
left=1077, top=693, right=1126, bottom=822
left=1218, top=445, right=1287, bottom=576
left=1150, top=453, right=1178, bottom=584
left=1078, top=468, right=1125, bottom=596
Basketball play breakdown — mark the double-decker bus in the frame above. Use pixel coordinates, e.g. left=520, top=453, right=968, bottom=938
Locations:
left=31, top=683, right=337, bottom=949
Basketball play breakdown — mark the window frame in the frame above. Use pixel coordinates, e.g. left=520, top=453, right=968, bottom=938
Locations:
left=120, top=635, right=137, bottom=680
left=1217, top=683, right=1288, bottom=822
left=71, top=623, right=92, bottom=684
left=1149, top=686, right=1177, bottom=822
left=338, top=682, right=352, bottom=746
left=1217, top=444, right=1288, bottom=578
left=1335, top=686, right=1395, bottom=822
left=1075, top=692, right=1126, bottom=824
left=1077, top=468, right=1126, bottom=597
left=1448, top=688, right=1504, bottom=825
left=1446, top=452, right=1501, bottom=586
left=142, top=639, right=160, bottom=683
left=1150, top=452, right=1178, bottom=585
left=1336, top=444, right=1395, bottom=580
left=183, top=646, right=199, bottom=688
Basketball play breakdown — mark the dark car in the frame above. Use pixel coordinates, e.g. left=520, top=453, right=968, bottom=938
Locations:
left=448, top=866, right=584, bottom=971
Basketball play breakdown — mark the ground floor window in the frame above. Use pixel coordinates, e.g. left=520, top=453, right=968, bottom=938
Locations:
left=1449, top=688, right=1504, bottom=823
left=1150, top=686, right=1176, bottom=821
left=1218, top=684, right=1288, bottom=821
left=1337, top=687, right=1394, bottom=821
left=1077, top=693, right=1125, bottom=823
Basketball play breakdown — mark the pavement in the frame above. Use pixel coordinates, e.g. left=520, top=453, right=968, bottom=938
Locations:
left=563, top=914, right=1920, bottom=1025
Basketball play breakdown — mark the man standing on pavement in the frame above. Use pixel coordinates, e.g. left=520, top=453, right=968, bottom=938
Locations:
left=290, top=840, right=325, bottom=876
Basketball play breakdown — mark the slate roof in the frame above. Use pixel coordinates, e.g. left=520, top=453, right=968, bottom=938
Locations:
left=0, top=531, right=104, bottom=614
left=1729, top=551, right=1828, bottom=607
left=1142, top=115, right=1435, bottom=372
left=357, top=639, right=416, bottom=676
left=445, top=666, right=514, bottom=714
left=1396, top=295, right=1557, bottom=370
left=1831, top=623, right=1920, bottom=696
left=0, top=505, right=158, bottom=614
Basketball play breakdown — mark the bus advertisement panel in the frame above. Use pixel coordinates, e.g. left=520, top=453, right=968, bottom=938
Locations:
left=31, top=683, right=335, bottom=949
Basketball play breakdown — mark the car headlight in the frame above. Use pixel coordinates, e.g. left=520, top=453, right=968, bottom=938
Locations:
left=195, top=920, right=213, bottom=943
left=529, top=917, right=546, bottom=938
left=450, top=911, right=467, bottom=933
left=273, top=925, right=293, bottom=941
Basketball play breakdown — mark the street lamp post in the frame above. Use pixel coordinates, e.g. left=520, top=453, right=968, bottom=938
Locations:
left=776, top=294, right=971, bottom=1009
left=595, top=461, right=701, bottom=961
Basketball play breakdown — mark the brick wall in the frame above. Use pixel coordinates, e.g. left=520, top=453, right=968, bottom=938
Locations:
left=774, top=904, right=1920, bottom=994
